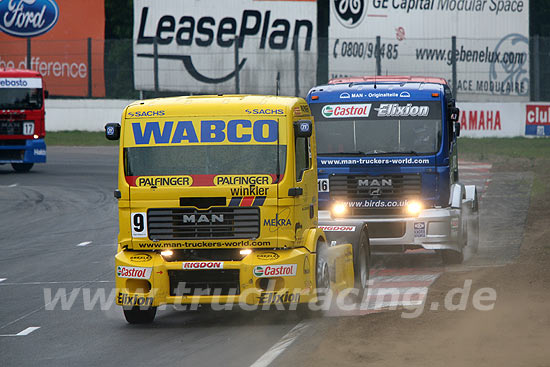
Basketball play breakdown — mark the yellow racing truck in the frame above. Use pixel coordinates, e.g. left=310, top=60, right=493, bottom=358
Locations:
left=105, top=95, right=370, bottom=323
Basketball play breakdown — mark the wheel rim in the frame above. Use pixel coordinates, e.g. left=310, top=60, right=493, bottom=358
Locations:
left=317, top=260, right=330, bottom=291
left=359, top=247, right=369, bottom=289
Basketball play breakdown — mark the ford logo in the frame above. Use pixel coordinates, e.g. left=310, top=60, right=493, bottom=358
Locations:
left=0, top=0, right=59, bottom=38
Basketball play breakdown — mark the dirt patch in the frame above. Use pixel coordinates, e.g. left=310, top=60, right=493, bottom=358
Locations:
left=275, top=157, right=550, bottom=367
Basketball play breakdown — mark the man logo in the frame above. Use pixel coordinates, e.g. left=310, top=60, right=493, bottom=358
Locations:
left=182, top=214, right=224, bottom=224
left=333, top=0, right=367, bottom=28
left=358, top=178, right=392, bottom=197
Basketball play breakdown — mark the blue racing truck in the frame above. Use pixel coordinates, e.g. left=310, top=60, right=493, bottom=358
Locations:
left=307, top=76, right=478, bottom=264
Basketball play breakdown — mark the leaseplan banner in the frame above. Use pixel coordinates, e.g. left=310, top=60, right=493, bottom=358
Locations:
left=133, top=0, right=317, bottom=96
left=329, top=0, right=529, bottom=101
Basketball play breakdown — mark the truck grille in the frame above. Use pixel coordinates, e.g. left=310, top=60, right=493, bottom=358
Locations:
left=0, top=150, right=24, bottom=161
left=368, top=222, right=406, bottom=238
left=0, top=121, right=23, bottom=135
left=168, top=269, right=240, bottom=296
left=147, top=207, right=260, bottom=240
left=329, top=174, right=421, bottom=216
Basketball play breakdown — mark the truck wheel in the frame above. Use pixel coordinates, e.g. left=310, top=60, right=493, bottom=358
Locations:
left=298, top=241, right=330, bottom=318
left=467, top=191, right=480, bottom=253
left=316, top=241, right=331, bottom=293
left=352, top=231, right=370, bottom=304
left=441, top=249, right=464, bottom=265
left=123, top=306, right=157, bottom=324
left=11, top=163, right=33, bottom=172
left=468, top=213, right=480, bottom=253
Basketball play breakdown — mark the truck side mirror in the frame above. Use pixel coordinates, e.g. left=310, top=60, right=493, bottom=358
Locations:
left=454, top=121, right=461, bottom=137
left=294, top=120, right=312, bottom=138
left=44, top=90, right=49, bottom=98
left=105, top=123, right=121, bottom=140
left=449, top=107, right=460, bottom=122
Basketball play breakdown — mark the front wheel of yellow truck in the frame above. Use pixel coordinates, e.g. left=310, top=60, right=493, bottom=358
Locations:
left=123, top=306, right=157, bottom=324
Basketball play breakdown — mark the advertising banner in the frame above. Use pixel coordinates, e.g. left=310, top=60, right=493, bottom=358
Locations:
left=0, top=0, right=105, bottom=97
left=525, top=103, right=550, bottom=136
left=329, top=0, right=529, bottom=102
left=458, top=102, right=550, bottom=138
left=133, top=0, right=317, bottom=96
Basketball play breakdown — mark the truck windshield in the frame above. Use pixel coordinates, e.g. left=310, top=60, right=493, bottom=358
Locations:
left=0, top=88, right=43, bottom=109
left=125, top=145, right=286, bottom=177
left=311, top=101, right=442, bottom=155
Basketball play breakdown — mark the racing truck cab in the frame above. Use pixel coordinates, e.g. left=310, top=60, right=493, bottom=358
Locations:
left=0, top=68, right=47, bottom=172
left=106, top=95, right=370, bottom=323
left=307, top=76, right=478, bottom=264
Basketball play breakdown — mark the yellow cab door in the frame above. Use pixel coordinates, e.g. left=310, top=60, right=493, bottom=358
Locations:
left=291, top=116, right=317, bottom=247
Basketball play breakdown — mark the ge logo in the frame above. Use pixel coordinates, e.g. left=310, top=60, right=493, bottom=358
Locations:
left=107, top=126, right=114, bottom=135
left=300, top=122, right=309, bottom=132
left=333, top=0, right=367, bottom=28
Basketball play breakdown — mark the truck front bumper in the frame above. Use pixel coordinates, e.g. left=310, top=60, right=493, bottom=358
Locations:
left=319, top=208, right=462, bottom=253
left=0, top=138, right=46, bottom=164
left=114, top=248, right=319, bottom=308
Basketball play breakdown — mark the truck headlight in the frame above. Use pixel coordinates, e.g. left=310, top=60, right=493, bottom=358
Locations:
left=331, top=202, right=347, bottom=217
left=406, top=201, right=423, bottom=216
left=161, top=250, right=174, bottom=257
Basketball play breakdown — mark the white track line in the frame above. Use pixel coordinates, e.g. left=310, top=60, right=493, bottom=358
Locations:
left=0, top=326, right=40, bottom=337
left=8, top=184, right=18, bottom=188
left=0, top=280, right=113, bottom=286
left=0, top=278, right=6, bottom=283
left=76, top=241, right=92, bottom=247
left=16, top=327, right=40, bottom=336
left=249, top=321, right=309, bottom=367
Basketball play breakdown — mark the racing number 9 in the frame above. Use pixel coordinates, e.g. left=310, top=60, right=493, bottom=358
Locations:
left=131, top=212, right=148, bottom=238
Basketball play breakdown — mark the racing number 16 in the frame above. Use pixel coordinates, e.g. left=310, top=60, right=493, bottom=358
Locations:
left=131, top=212, right=148, bottom=238
left=318, top=179, right=329, bottom=192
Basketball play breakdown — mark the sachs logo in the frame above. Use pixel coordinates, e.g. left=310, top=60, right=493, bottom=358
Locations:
left=0, top=0, right=60, bottom=38
left=333, top=0, right=367, bottom=29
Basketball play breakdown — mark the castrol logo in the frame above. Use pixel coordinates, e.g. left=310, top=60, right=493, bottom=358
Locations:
left=116, top=266, right=152, bottom=279
left=254, top=264, right=297, bottom=278
left=182, top=261, right=224, bottom=270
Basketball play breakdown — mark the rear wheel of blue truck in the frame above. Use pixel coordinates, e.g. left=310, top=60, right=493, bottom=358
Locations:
left=11, top=163, right=33, bottom=172
left=123, top=306, right=157, bottom=324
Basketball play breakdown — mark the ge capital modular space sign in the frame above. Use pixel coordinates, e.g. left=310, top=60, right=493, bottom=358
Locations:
left=133, top=0, right=317, bottom=96
left=329, top=0, right=529, bottom=101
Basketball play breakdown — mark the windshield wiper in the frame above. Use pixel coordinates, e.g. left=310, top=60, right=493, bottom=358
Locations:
left=317, top=151, right=367, bottom=156
left=383, top=151, right=420, bottom=155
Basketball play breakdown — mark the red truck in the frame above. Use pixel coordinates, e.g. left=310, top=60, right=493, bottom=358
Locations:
left=0, top=68, right=47, bottom=172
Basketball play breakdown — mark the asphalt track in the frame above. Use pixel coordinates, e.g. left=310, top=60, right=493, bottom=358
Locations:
left=0, top=147, right=531, bottom=366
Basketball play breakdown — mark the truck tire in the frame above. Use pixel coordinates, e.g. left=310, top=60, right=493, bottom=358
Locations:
left=297, top=241, right=331, bottom=318
left=468, top=213, right=480, bottom=253
left=441, top=249, right=464, bottom=264
left=123, top=306, right=157, bottom=324
left=11, top=163, right=33, bottom=172
left=352, top=230, right=370, bottom=304
left=316, top=241, right=331, bottom=293
left=467, top=191, right=480, bottom=253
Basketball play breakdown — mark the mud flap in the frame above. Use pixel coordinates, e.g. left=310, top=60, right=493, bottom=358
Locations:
left=318, top=218, right=368, bottom=249
left=324, top=243, right=355, bottom=291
